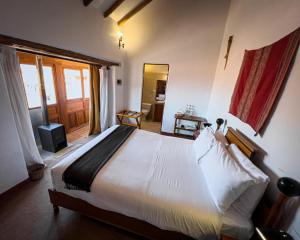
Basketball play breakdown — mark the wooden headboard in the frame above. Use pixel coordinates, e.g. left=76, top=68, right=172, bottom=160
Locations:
left=225, top=127, right=257, bottom=160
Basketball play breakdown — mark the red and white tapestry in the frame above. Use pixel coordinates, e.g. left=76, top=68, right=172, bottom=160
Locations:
left=229, top=27, right=300, bottom=133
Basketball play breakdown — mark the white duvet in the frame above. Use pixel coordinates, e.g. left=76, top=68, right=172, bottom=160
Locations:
left=51, top=126, right=246, bottom=239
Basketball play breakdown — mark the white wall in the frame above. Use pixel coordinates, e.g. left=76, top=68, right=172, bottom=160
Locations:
left=122, top=0, right=230, bottom=132
left=0, top=0, right=125, bottom=112
left=115, top=65, right=125, bottom=113
left=0, top=0, right=124, bottom=63
left=206, top=0, right=300, bottom=237
left=0, top=67, right=28, bottom=194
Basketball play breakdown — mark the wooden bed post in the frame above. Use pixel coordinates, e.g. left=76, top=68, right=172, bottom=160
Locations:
left=48, top=189, right=60, bottom=214
left=53, top=204, right=60, bottom=214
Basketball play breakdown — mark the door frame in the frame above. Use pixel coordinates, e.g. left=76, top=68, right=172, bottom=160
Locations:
left=140, top=63, right=170, bottom=133
left=17, top=51, right=90, bottom=133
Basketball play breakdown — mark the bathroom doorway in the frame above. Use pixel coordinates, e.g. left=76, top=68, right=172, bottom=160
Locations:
left=140, top=63, right=169, bottom=133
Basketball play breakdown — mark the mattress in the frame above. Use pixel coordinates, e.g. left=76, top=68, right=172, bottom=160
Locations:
left=51, top=125, right=253, bottom=239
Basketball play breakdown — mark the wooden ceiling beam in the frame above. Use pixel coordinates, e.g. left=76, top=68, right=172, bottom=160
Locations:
left=83, top=0, right=94, bottom=7
left=104, top=0, right=126, bottom=18
left=117, top=0, right=152, bottom=26
left=0, top=34, right=119, bottom=66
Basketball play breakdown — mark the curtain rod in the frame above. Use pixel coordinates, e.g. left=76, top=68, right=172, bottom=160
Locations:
left=0, top=34, right=120, bottom=67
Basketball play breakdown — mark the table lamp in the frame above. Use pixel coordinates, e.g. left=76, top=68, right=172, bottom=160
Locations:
left=265, top=177, right=300, bottom=228
left=216, top=118, right=224, bottom=130
left=278, top=177, right=300, bottom=197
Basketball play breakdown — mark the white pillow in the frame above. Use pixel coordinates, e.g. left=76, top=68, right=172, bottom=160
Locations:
left=228, top=144, right=269, bottom=218
left=193, top=127, right=216, bottom=161
left=200, top=142, right=255, bottom=212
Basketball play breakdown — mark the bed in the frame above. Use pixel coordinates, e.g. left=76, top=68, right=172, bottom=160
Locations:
left=49, top=125, right=265, bottom=240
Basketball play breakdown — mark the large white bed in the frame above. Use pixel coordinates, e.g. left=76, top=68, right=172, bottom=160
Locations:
left=51, top=126, right=257, bottom=240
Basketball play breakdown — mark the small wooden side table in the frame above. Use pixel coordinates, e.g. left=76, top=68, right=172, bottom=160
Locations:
left=116, top=110, right=142, bottom=129
left=173, top=114, right=207, bottom=139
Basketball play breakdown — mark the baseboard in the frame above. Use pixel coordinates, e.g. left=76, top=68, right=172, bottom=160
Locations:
left=0, top=178, right=30, bottom=201
left=160, top=131, right=174, bottom=136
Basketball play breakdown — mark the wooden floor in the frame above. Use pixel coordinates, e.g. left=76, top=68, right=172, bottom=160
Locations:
left=0, top=128, right=148, bottom=239
left=0, top=162, right=144, bottom=240
left=66, top=124, right=89, bottom=143
left=141, top=120, right=161, bottom=133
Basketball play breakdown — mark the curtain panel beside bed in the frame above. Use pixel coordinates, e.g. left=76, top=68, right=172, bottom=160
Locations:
left=0, top=45, right=43, bottom=167
left=89, top=65, right=101, bottom=135
left=100, top=67, right=109, bottom=132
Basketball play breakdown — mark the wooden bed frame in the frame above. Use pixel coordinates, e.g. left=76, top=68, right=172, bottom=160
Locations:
left=48, top=127, right=258, bottom=240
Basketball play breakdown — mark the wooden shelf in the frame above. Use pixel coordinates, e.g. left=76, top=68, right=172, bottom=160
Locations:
left=173, top=114, right=206, bottom=140
left=174, top=133, right=194, bottom=140
left=175, top=114, right=206, bottom=122
left=175, top=126, right=196, bottom=132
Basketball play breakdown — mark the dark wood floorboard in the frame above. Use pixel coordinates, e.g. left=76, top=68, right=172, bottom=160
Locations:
left=0, top=166, right=145, bottom=240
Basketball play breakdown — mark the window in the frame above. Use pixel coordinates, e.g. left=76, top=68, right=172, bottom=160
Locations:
left=64, top=69, right=83, bottom=100
left=42, top=66, right=57, bottom=105
left=20, top=64, right=41, bottom=108
left=83, top=69, right=90, bottom=98
left=20, top=64, right=57, bottom=108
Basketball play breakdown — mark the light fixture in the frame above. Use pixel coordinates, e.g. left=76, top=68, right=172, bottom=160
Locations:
left=117, top=31, right=124, bottom=49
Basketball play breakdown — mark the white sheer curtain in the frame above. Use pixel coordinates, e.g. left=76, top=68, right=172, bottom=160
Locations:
left=100, top=67, right=109, bottom=131
left=100, top=66, right=117, bottom=132
left=0, top=45, right=43, bottom=167
left=107, top=66, right=116, bottom=126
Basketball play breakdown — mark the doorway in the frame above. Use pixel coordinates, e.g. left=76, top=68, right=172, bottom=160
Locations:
left=140, top=64, right=169, bottom=133
left=17, top=52, right=91, bottom=145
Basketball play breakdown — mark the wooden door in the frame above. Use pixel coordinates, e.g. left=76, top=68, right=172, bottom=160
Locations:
left=44, top=64, right=61, bottom=124
left=156, top=80, right=166, bottom=97
left=17, top=52, right=90, bottom=133
left=61, top=66, right=90, bottom=132
left=154, top=103, right=164, bottom=122
left=18, top=52, right=61, bottom=124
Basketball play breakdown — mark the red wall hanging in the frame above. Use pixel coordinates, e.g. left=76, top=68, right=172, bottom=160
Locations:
left=229, top=27, right=300, bottom=134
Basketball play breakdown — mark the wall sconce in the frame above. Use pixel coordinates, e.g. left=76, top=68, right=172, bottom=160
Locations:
left=117, top=31, right=125, bottom=49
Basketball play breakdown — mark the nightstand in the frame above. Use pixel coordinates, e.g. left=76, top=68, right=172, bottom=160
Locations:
left=173, top=114, right=206, bottom=139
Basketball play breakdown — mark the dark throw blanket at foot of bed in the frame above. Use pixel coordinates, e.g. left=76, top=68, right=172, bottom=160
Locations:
left=63, top=125, right=136, bottom=192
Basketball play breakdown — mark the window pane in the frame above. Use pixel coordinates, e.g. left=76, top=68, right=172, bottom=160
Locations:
left=43, top=66, right=57, bottom=105
left=83, top=69, right=90, bottom=98
left=64, top=69, right=82, bottom=100
left=20, top=64, right=41, bottom=108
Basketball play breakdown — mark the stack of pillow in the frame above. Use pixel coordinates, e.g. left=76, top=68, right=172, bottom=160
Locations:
left=193, top=127, right=269, bottom=218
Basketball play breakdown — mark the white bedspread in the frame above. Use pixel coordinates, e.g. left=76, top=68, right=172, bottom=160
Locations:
left=51, top=126, right=250, bottom=239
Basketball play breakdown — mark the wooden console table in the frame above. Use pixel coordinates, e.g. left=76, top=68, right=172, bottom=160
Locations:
left=116, top=110, right=142, bottom=129
left=173, top=114, right=206, bottom=139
